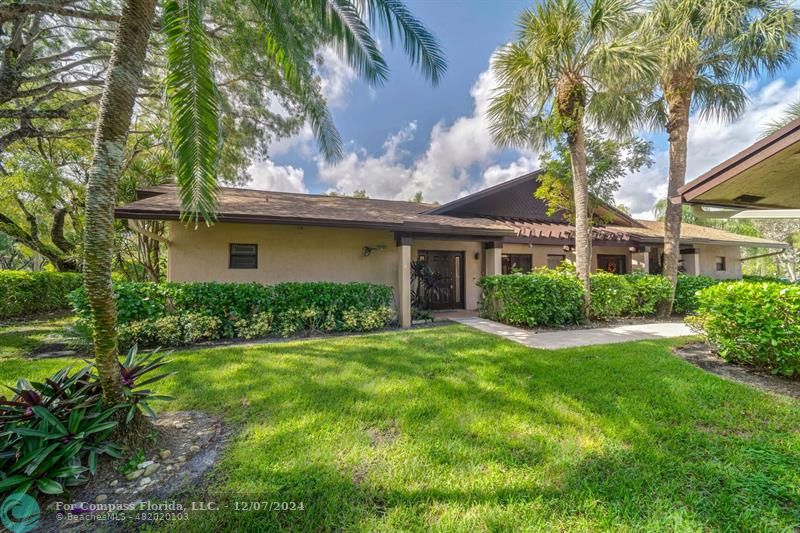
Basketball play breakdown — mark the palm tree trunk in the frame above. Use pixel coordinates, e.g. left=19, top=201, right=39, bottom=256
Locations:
left=661, top=84, right=692, bottom=317
left=568, top=121, right=592, bottom=317
left=84, top=0, right=156, bottom=404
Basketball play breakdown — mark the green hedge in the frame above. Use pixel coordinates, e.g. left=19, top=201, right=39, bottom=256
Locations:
left=673, top=274, right=721, bottom=315
left=688, top=281, right=800, bottom=377
left=479, top=272, right=673, bottom=326
left=478, top=271, right=584, bottom=327
left=0, top=271, right=83, bottom=319
left=70, top=281, right=395, bottom=348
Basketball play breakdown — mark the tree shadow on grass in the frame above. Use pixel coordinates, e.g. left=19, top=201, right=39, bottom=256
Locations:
left=166, top=327, right=800, bottom=531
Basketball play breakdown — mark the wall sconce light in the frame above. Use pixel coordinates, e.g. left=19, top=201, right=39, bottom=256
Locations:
left=362, top=245, right=386, bottom=257
left=628, top=245, right=638, bottom=253
left=562, top=245, right=575, bottom=252
left=474, top=252, right=480, bottom=260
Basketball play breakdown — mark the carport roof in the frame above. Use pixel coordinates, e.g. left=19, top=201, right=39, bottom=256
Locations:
left=677, top=116, right=800, bottom=210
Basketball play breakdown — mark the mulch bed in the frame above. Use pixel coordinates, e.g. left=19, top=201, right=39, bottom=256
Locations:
left=673, top=343, right=800, bottom=399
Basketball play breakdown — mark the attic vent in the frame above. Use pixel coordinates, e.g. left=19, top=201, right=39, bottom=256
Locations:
left=733, top=194, right=764, bottom=203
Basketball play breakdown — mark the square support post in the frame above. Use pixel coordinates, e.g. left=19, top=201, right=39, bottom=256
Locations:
left=485, top=240, right=503, bottom=276
left=396, top=235, right=412, bottom=328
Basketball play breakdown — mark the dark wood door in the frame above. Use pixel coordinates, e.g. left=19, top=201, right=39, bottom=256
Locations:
left=597, top=254, right=627, bottom=274
left=418, top=250, right=465, bottom=309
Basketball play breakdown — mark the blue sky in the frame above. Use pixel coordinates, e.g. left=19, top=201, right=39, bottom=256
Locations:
left=247, top=0, right=800, bottom=219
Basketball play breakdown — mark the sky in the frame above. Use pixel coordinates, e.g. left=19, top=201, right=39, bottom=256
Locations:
left=245, top=0, right=800, bottom=220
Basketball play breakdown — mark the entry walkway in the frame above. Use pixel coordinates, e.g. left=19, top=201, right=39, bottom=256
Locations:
left=448, top=315, right=693, bottom=350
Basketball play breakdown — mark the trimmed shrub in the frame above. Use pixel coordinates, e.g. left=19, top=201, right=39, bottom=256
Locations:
left=0, top=271, right=82, bottom=318
left=478, top=271, right=584, bottom=327
left=688, top=281, right=800, bottom=377
left=590, top=272, right=634, bottom=319
left=71, top=281, right=395, bottom=348
left=480, top=271, right=676, bottom=325
left=673, top=274, right=721, bottom=315
left=626, top=274, right=672, bottom=316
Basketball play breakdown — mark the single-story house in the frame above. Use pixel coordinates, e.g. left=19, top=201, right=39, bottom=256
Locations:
left=116, top=172, right=787, bottom=326
left=678, top=116, right=800, bottom=211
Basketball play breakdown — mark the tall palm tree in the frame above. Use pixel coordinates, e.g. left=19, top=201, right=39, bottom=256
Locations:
left=85, top=0, right=445, bottom=416
left=640, top=0, right=798, bottom=315
left=488, top=0, right=656, bottom=316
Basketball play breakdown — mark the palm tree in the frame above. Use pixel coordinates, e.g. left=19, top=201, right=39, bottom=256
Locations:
left=640, top=0, right=798, bottom=316
left=84, top=0, right=445, bottom=420
left=488, top=0, right=656, bottom=316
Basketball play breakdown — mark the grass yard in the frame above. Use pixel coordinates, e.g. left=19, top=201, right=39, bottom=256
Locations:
left=1, top=324, right=799, bottom=531
left=0, top=314, right=74, bottom=361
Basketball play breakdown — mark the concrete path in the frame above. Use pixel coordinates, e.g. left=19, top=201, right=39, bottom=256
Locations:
left=449, top=316, right=693, bottom=350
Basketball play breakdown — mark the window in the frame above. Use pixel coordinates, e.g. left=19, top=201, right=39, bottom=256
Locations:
left=715, top=256, right=726, bottom=271
left=229, top=243, right=257, bottom=269
left=501, top=253, right=532, bottom=274
left=547, top=254, right=566, bottom=269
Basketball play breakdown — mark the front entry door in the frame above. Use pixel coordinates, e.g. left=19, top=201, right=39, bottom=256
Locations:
left=597, top=254, right=627, bottom=274
left=418, top=250, right=465, bottom=309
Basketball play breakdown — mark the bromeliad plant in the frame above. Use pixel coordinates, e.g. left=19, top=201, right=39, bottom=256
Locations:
left=0, top=347, right=173, bottom=498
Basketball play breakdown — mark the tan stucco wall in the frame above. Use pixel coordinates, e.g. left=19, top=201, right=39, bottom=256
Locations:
left=694, top=244, right=742, bottom=279
left=168, top=221, right=398, bottom=285
left=167, top=222, right=488, bottom=311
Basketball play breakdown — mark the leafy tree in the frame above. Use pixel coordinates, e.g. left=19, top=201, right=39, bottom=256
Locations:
left=639, top=0, right=799, bottom=315
left=487, top=0, right=656, bottom=317
left=83, top=0, right=446, bottom=431
left=536, top=131, right=653, bottom=222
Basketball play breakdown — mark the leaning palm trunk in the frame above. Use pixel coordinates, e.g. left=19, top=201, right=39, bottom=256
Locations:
left=660, top=81, right=692, bottom=317
left=84, top=0, right=157, bottom=404
left=567, top=123, right=592, bottom=315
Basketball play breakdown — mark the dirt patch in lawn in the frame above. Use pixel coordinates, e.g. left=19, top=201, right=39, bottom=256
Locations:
left=38, top=411, right=231, bottom=531
left=673, top=343, right=800, bottom=399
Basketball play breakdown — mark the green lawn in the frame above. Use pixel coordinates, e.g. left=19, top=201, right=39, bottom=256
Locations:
left=2, top=324, right=799, bottom=531
left=0, top=314, right=74, bottom=362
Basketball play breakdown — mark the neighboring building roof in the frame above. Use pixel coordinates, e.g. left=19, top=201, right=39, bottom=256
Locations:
left=609, top=220, right=788, bottom=249
left=116, top=185, right=515, bottom=237
left=117, top=182, right=788, bottom=249
left=677, top=116, right=800, bottom=209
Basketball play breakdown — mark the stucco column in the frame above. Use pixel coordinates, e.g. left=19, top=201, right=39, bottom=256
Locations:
left=642, top=249, right=650, bottom=273
left=485, top=240, right=503, bottom=276
left=396, top=235, right=412, bottom=328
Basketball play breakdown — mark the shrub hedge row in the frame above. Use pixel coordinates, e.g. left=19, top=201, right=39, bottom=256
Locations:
left=70, top=281, right=395, bottom=348
left=688, top=281, right=800, bottom=377
left=0, top=271, right=83, bottom=319
left=479, top=271, right=684, bottom=327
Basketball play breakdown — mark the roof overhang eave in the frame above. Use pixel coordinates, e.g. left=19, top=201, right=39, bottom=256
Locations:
left=114, top=209, right=514, bottom=238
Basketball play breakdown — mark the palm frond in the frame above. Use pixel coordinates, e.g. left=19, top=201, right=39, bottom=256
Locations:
left=163, top=0, right=220, bottom=225
left=249, top=0, right=344, bottom=161
left=692, top=76, right=748, bottom=122
left=763, top=98, right=800, bottom=136
left=360, top=0, right=447, bottom=85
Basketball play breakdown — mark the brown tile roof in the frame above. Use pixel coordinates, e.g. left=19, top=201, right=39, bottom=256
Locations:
left=116, top=185, right=515, bottom=237
left=610, top=220, right=788, bottom=248
left=116, top=185, right=787, bottom=248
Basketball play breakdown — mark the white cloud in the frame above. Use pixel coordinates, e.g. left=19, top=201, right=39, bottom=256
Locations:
left=246, top=160, right=308, bottom=193
left=318, top=48, right=357, bottom=109
left=318, top=59, right=540, bottom=202
left=478, top=155, right=540, bottom=190
left=618, top=78, right=800, bottom=219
